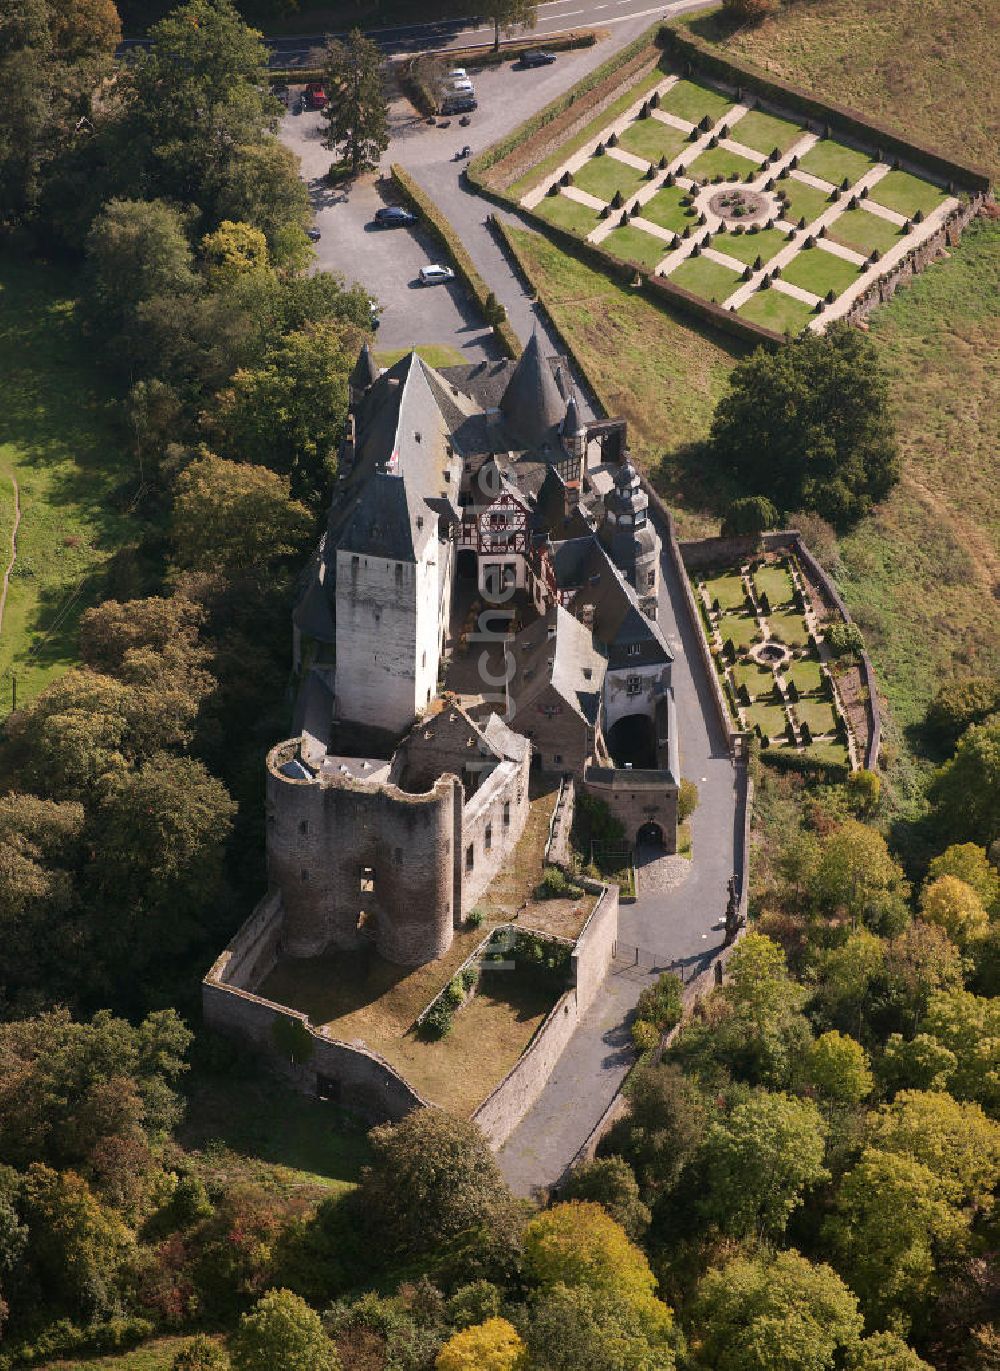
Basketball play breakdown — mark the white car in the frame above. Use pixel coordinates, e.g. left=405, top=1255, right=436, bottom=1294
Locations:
left=419, top=264, right=456, bottom=286
left=448, top=67, right=468, bottom=80
left=449, top=77, right=475, bottom=94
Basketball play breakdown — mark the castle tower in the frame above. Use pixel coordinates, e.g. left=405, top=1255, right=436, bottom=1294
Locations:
left=599, top=460, right=660, bottom=615
left=561, top=393, right=587, bottom=465
left=499, top=327, right=566, bottom=450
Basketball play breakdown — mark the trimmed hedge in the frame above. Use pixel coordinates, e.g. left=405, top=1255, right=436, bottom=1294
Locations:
left=661, top=26, right=992, bottom=193
left=758, top=748, right=850, bottom=785
left=470, top=22, right=666, bottom=180
left=389, top=164, right=521, bottom=359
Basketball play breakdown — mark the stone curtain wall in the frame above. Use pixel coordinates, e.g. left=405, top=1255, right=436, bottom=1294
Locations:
left=473, top=881, right=620, bottom=1149
left=544, top=775, right=576, bottom=869
left=218, top=888, right=284, bottom=991
left=203, top=896, right=428, bottom=1122
left=459, top=752, right=532, bottom=916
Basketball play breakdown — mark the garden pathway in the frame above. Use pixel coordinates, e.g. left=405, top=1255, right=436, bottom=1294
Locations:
left=0, top=475, right=21, bottom=640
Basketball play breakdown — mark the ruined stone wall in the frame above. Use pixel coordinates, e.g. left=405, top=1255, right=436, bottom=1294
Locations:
left=203, top=898, right=428, bottom=1122
left=396, top=706, right=497, bottom=796
left=473, top=990, right=580, bottom=1149
left=266, top=742, right=459, bottom=966
left=219, top=889, right=283, bottom=991
left=459, top=754, right=531, bottom=915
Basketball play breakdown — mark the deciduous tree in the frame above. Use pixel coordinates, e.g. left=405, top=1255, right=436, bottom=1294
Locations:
left=869, top=1089, right=1000, bottom=1209
left=435, top=1317, right=524, bottom=1371
left=927, top=714, right=1000, bottom=846
left=807, top=1030, right=873, bottom=1106
left=230, top=1288, right=340, bottom=1371
left=920, top=875, right=989, bottom=947
left=809, top=819, right=909, bottom=934
left=172, top=454, right=314, bottom=573
left=480, top=0, right=537, bottom=52
left=709, top=324, right=899, bottom=528
left=560, top=1156, right=650, bottom=1240
left=927, top=842, right=1000, bottom=915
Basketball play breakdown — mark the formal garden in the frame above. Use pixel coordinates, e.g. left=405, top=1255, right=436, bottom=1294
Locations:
left=521, top=70, right=957, bottom=336
left=694, top=553, right=858, bottom=774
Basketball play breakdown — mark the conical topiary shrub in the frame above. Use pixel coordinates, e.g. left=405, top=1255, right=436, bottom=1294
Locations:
left=611, top=189, right=624, bottom=209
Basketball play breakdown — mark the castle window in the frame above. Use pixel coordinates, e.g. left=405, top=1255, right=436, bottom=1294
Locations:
left=301, top=869, right=309, bottom=882
left=503, top=800, right=511, bottom=828
left=299, top=819, right=308, bottom=835
left=581, top=604, right=594, bottom=628
left=465, top=844, right=475, bottom=872
left=627, top=643, right=641, bottom=657
left=351, top=555, right=359, bottom=573
left=360, top=866, right=375, bottom=893
left=647, top=570, right=655, bottom=587
left=553, top=754, right=563, bottom=765
left=357, top=910, right=371, bottom=930
left=395, top=563, right=403, bottom=584
left=626, top=675, right=642, bottom=696
left=485, top=823, right=492, bottom=851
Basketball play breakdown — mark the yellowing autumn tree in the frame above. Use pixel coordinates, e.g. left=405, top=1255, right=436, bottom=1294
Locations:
left=435, top=1317, right=525, bottom=1371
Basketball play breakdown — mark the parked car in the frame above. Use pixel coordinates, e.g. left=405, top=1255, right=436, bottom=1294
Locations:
left=447, top=67, right=468, bottom=80
left=369, top=296, right=381, bottom=327
left=272, top=82, right=290, bottom=107
left=304, top=82, right=327, bottom=110
left=449, top=77, right=475, bottom=94
left=519, top=49, right=556, bottom=67
left=418, top=264, right=455, bottom=286
left=373, top=206, right=417, bottom=227
left=306, top=227, right=321, bottom=241
left=440, top=93, right=477, bottom=115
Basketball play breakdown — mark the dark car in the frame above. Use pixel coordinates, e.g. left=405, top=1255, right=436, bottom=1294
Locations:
left=440, top=93, right=478, bottom=115
left=306, top=227, right=321, bottom=242
left=373, top=206, right=417, bottom=228
left=519, top=50, right=556, bottom=68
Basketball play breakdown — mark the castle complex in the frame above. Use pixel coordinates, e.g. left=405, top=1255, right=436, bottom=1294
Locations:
left=265, top=335, right=680, bottom=969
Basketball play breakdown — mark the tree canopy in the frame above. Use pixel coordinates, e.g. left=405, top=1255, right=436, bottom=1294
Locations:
left=321, top=30, right=389, bottom=176
left=708, top=324, right=899, bottom=528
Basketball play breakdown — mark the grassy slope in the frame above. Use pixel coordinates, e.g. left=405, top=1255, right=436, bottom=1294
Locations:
left=683, top=0, right=999, bottom=181
left=0, top=255, right=140, bottom=706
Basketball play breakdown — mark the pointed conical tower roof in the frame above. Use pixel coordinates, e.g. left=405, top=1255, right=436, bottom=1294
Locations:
left=349, top=340, right=380, bottom=392
left=561, top=393, right=584, bottom=438
left=499, top=328, right=566, bottom=450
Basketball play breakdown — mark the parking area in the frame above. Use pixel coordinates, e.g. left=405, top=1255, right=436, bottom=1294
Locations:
left=280, top=102, right=500, bottom=359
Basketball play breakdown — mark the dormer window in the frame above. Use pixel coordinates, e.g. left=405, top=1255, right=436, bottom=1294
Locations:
left=627, top=643, right=641, bottom=657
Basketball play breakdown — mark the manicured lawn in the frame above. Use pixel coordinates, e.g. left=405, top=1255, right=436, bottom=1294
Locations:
left=796, top=699, right=840, bottom=736
left=731, top=107, right=805, bottom=155
left=499, top=224, right=743, bottom=533
left=778, top=176, right=834, bottom=226
left=660, top=77, right=734, bottom=126
left=705, top=571, right=747, bottom=612
left=786, top=658, right=824, bottom=695
left=638, top=184, right=695, bottom=234
left=748, top=701, right=791, bottom=738
left=829, top=206, right=903, bottom=255
left=718, top=611, right=760, bottom=650
left=0, top=256, right=141, bottom=706
left=376, top=343, right=466, bottom=368
left=768, top=610, right=810, bottom=649
left=738, top=288, right=815, bottom=335
left=604, top=223, right=671, bottom=270
left=619, top=116, right=689, bottom=164
left=715, top=226, right=788, bottom=267
left=781, top=244, right=862, bottom=297
left=808, top=740, right=851, bottom=768
left=534, top=189, right=602, bottom=236
left=868, top=168, right=948, bottom=219
left=573, top=153, right=647, bottom=203
left=753, top=563, right=795, bottom=605
left=687, top=144, right=762, bottom=182
left=668, top=252, right=742, bottom=303
left=798, top=137, right=876, bottom=187
left=508, top=69, right=665, bottom=198
left=733, top=660, right=775, bottom=700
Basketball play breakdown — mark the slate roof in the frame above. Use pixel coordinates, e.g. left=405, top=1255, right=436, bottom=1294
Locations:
left=349, top=341, right=380, bottom=390
left=549, top=536, right=672, bottom=670
left=506, top=604, right=606, bottom=726
left=499, top=329, right=569, bottom=451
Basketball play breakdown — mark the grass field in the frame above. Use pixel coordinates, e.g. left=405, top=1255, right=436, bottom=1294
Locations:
left=375, top=343, right=466, bottom=368
left=829, top=207, right=902, bottom=255
left=739, top=288, right=815, bottom=334
left=798, top=138, right=876, bottom=187
left=0, top=255, right=140, bottom=707
left=573, top=152, right=647, bottom=203
left=639, top=184, right=695, bottom=233
left=682, top=0, right=999, bottom=182
left=705, top=571, right=746, bottom=611
left=786, top=658, right=823, bottom=695
left=687, top=144, right=762, bottom=182
left=668, top=253, right=742, bottom=302
left=619, top=115, right=689, bottom=163
left=780, top=177, right=835, bottom=227
left=39, top=1336, right=206, bottom=1371
left=768, top=610, right=810, bottom=648
left=718, top=611, right=760, bottom=650
left=500, top=225, right=742, bottom=531
left=604, top=222, right=670, bottom=269
left=534, top=190, right=603, bottom=235
left=660, top=76, right=734, bottom=126
left=716, top=226, right=787, bottom=266
left=796, top=699, right=839, bottom=736
left=869, top=169, right=949, bottom=219
left=748, top=701, right=790, bottom=738
left=732, top=107, right=804, bottom=155
left=753, top=563, right=795, bottom=604
left=780, top=245, right=861, bottom=298
left=733, top=660, right=773, bottom=699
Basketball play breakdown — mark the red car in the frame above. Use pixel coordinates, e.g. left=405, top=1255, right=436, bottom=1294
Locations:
left=304, top=82, right=327, bottom=111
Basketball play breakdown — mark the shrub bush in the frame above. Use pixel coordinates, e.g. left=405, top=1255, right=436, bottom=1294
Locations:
left=678, top=778, right=700, bottom=823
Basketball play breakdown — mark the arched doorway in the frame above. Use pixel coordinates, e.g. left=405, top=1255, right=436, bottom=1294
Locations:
left=607, top=713, right=657, bottom=769
left=637, top=820, right=665, bottom=848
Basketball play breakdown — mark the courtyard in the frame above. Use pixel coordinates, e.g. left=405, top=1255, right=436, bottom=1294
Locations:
left=519, top=69, right=956, bottom=335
